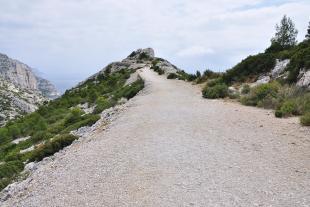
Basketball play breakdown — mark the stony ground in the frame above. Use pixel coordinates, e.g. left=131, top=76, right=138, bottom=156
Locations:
left=2, top=68, right=310, bottom=207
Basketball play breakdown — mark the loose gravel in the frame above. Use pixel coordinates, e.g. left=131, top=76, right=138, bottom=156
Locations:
left=1, top=68, right=310, bottom=207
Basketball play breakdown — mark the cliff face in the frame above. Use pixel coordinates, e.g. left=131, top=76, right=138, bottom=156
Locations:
left=0, top=53, right=60, bottom=126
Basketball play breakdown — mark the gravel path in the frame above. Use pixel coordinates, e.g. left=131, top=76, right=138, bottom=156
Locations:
left=2, top=68, right=310, bottom=207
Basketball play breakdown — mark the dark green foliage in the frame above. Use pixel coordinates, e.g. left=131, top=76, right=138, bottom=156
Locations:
left=223, top=53, right=276, bottom=84
left=0, top=128, right=10, bottom=144
left=29, top=134, right=78, bottom=162
left=196, top=71, right=201, bottom=78
left=0, top=161, right=24, bottom=179
left=151, top=64, right=165, bottom=75
left=176, top=70, right=196, bottom=81
left=195, top=69, right=221, bottom=84
left=167, top=73, right=178, bottom=79
left=31, top=131, right=53, bottom=143
left=306, top=21, right=310, bottom=40
left=64, top=108, right=84, bottom=127
left=114, top=79, right=144, bottom=100
left=271, top=15, right=298, bottom=49
left=286, top=41, right=310, bottom=82
left=0, top=160, right=24, bottom=191
left=94, top=97, right=113, bottom=114
left=202, top=83, right=228, bottom=99
left=138, top=52, right=150, bottom=60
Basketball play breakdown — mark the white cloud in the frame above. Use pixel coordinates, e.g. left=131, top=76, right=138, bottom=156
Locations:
left=177, top=46, right=215, bottom=57
left=0, top=0, right=309, bottom=91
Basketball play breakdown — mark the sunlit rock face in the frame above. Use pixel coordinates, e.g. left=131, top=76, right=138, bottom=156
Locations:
left=0, top=53, right=60, bottom=126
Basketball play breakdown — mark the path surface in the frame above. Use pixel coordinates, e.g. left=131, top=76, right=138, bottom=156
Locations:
left=2, top=68, right=310, bottom=207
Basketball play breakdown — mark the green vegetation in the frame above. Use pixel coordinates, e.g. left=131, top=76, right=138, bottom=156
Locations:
left=202, top=82, right=228, bottom=99
left=199, top=15, right=310, bottom=126
left=300, top=112, right=310, bottom=126
left=0, top=68, right=144, bottom=190
left=240, top=83, right=310, bottom=124
left=0, top=160, right=24, bottom=190
left=167, top=73, right=178, bottom=79
left=150, top=60, right=165, bottom=75
left=29, top=134, right=78, bottom=162
left=223, top=53, right=276, bottom=84
left=240, top=82, right=280, bottom=108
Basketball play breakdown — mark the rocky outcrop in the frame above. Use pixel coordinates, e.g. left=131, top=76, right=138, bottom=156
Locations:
left=78, top=48, right=181, bottom=87
left=297, top=69, right=310, bottom=89
left=271, top=59, right=290, bottom=78
left=251, top=59, right=289, bottom=87
left=0, top=53, right=60, bottom=126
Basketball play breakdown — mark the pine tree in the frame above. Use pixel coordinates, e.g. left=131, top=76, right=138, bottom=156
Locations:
left=271, top=15, right=298, bottom=48
left=306, top=21, right=310, bottom=40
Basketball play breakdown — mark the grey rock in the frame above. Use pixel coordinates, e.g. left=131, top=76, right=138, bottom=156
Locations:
left=271, top=59, right=290, bottom=78
left=297, top=69, right=310, bottom=89
left=0, top=52, right=59, bottom=126
left=257, top=75, right=271, bottom=84
left=24, top=162, right=37, bottom=173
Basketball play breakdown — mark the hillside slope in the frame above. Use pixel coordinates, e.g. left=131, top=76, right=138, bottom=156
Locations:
left=0, top=53, right=60, bottom=126
left=0, top=48, right=180, bottom=192
left=1, top=68, right=309, bottom=206
left=199, top=39, right=310, bottom=125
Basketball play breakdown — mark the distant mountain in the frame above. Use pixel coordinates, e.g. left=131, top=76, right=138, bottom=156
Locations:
left=0, top=53, right=60, bottom=126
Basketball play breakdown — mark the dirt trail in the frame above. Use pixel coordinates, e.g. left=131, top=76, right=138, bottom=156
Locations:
left=2, top=68, right=310, bottom=207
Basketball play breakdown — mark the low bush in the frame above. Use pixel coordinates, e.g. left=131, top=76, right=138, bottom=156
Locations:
left=176, top=70, right=196, bottom=81
left=300, top=112, right=310, bottom=126
left=29, top=134, right=78, bottom=162
left=202, top=83, right=229, bottom=99
left=64, top=108, right=84, bottom=127
left=241, top=84, right=251, bottom=94
left=94, top=97, right=112, bottom=114
left=240, top=82, right=280, bottom=107
left=114, top=79, right=144, bottom=100
left=167, top=73, right=178, bottom=79
left=0, top=161, right=24, bottom=179
left=276, top=100, right=298, bottom=117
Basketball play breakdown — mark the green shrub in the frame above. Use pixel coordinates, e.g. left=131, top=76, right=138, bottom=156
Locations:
left=94, top=97, right=112, bottom=114
left=114, top=79, right=144, bottom=100
left=300, top=112, right=310, bottom=126
left=30, top=134, right=78, bottom=162
left=206, top=78, right=224, bottom=87
left=0, top=161, right=24, bottom=179
left=0, top=177, right=12, bottom=191
left=31, top=131, right=53, bottom=143
left=176, top=70, right=197, bottom=81
left=202, top=83, right=228, bottom=99
left=156, top=68, right=165, bottom=75
left=0, top=160, right=24, bottom=190
left=64, top=108, right=84, bottom=127
left=0, top=128, right=10, bottom=144
left=278, top=100, right=298, bottom=117
left=167, top=73, right=178, bottom=79
left=241, top=84, right=251, bottom=94
left=223, top=53, right=276, bottom=84
left=241, top=82, right=280, bottom=107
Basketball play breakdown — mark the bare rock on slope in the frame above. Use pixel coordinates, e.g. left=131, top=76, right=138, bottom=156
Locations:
left=297, top=69, right=310, bottom=89
left=0, top=53, right=60, bottom=126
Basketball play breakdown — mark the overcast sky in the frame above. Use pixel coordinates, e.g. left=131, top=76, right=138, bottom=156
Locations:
left=0, top=0, right=309, bottom=92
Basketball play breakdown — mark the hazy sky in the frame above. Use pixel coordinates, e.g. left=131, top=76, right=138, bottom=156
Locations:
left=0, top=0, right=309, bottom=92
